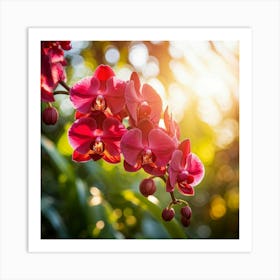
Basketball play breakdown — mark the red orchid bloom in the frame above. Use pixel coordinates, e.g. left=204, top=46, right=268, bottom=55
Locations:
left=68, top=112, right=127, bottom=164
left=41, top=41, right=71, bottom=102
left=125, top=72, right=162, bottom=127
left=120, top=119, right=176, bottom=175
left=70, top=65, right=126, bottom=115
left=167, top=139, right=204, bottom=195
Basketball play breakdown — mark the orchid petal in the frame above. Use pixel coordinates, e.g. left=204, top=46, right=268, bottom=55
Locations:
left=177, top=182, right=195, bottom=196
left=50, top=62, right=65, bottom=85
left=48, top=47, right=65, bottom=64
left=70, top=77, right=100, bottom=113
left=102, top=117, right=127, bottom=140
left=168, top=150, right=183, bottom=187
left=142, top=84, right=162, bottom=124
left=130, top=72, right=141, bottom=93
left=148, top=129, right=176, bottom=167
left=41, top=86, right=55, bottom=102
left=137, top=119, right=154, bottom=146
left=102, top=150, right=121, bottom=163
left=94, top=64, right=115, bottom=81
left=124, top=160, right=142, bottom=172
left=120, top=128, right=143, bottom=166
left=187, top=153, right=205, bottom=186
left=125, top=81, right=141, bottom=124
left=68, top=117, right=97, bottom=154
left=105, top=77, right=126, bottom=115
left=179, top=139, right=191, bottom=166
left=72, top=150, right=91, bottom=162
left=142, top=164, right=166, bottom=176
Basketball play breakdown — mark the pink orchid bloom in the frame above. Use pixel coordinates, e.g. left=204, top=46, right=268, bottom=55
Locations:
left=125, top=72, right=162, bottom=127
left=120, top=119, right=176, bottom=176
left=41, top=41, right=71, bottom=102
left=70, top=65, right=126, bottom=115
left=68, top=112, right=127, bottom=164
left=167, top=139, right=204, bottom=195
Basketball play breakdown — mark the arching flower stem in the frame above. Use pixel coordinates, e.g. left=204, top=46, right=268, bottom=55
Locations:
left=59, top=80, right=70, bottom=91
left=54, top=90, right=69, bottom=95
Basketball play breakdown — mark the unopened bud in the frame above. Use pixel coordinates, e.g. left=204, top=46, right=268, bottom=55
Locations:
left=162, top=207, right=175, bottom=221
left=180, top=206, right=192, bottom=219
left=139, top=178, right=156, bottom=197
left=42, top=106, right=59, bottom=125
left=181, top=216, right=191, bottom=227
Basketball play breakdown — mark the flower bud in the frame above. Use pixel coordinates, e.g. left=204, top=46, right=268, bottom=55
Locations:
left=162, top=207, right=175, bottom=221
left=181, top=216, right=191, bottom=227
left=180, top=206, right=192, bottom=219
left=139, top=178, right=156, bottom=197
left=42, top=107, right=59, bottom=125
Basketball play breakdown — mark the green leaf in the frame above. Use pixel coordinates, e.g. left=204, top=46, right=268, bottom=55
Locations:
left=41, top=196, right=69, bottom=238
left=41, top=135, right=75, bottom=182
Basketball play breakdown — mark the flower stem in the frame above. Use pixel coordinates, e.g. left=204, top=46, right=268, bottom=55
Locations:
left=54, top=90, right=69, bottom=95
left=170, top=191, right=177, bottom=204
left=59, top=80, right=70, bottom=91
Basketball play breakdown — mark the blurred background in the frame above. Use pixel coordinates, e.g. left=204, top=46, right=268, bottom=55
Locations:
left=41, top=40, right=239, bottom=239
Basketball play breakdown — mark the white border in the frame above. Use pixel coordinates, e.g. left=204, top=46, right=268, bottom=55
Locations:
left=28, top=27, right=252, bottom=253
left=1, top=1, right=279, bottom=279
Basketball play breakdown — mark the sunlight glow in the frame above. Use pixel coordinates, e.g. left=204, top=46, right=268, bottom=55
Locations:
left=210, top=195, right=227, bottom=220
left=105, top=46, right=120, bottom=65
left=215, top=119, right=239, bottom=148
left=198, top=98, right=222, bottom=126
left=147, top=195, right=159, bottom=205
left=168, top=83, right=189, bottom=122
left=88, top=187, right=102, bottom=206
left=96, top=220, right=105, bottom=230
left=129, top=43, right=148, bottom=69
left=125, top=216, right=137, bottom=226
left=142, top=56, right=159, bottom=78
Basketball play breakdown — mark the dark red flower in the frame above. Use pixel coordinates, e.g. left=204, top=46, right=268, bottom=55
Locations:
left=120, top=119, right=176, bottom=175
left=167, top=139, right=204, bottom=196
left=68, top=112, right=126, bottom=163
left=41, top=41, right=71, bottom=102
left=125, top=72, right=162, bottom=127
left=70, top=65, right=126, bottom=115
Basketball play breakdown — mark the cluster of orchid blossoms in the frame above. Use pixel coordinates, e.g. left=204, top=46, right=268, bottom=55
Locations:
left=41, top=41, right=71, bottom=124
left=41, top=41, right=205, bottom=227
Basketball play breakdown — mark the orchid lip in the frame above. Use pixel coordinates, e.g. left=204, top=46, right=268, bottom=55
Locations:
left=142, top=149, right=154, bottom=165
left=138, top=101, right=152, bottom=119
left=177, top=170, right=189, bottom=182
left=90, top=137, right=105, bottom=155
left=91, top=95, right=106, bottom=111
